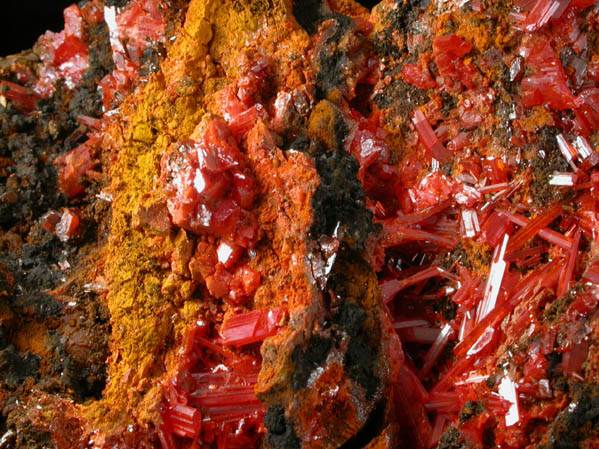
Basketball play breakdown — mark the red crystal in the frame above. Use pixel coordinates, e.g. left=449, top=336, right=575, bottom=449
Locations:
left=420, top=324, right=454, bottom=376
left=397, top=326, right=441, bottom=344
left=402, top=63, right=436, bottom=90
left=523, top=0, right=570, bottom=32
left=394, top=367, right=433, bottom=449
left=381, top=200, right=451, bottom=227
left=217, top=241, right=243, bottom=269
left=521, top=39, right=578, bottom=110
left=557, top=229, right=581, bottom=298
left=425, top=391, right=461, bottom=414
left=409, top=173, right=455, bottom=210
left=380, top=266, right=456, bottom=304
left=433, top=34, right=478, bottom=89
left=562, top=337, right=589, bottom=378
left=157, top=427, right=177, bottom=449
left=498, top=209, right=572, bottom=249
left=350, top=124, right=388, bottom=174
left=35, top=4, right=89, bottom=96
left=481, top=211, right=514, bottom=248
left=161, top=119, right=258, bottom=245
left=217, top=57, right=269, bottom=139
left=0, top=81, right=40, bottom=112
left=429, top=415, right=448, bottom=448
left=54, top=209, right=81, bottom=242
left=505, top=203, right=563, bottom=254
left=381, top=224, right=457, bottom=249
left=54, top=144, right=95, bottom=198
left=412, top=110, right=452, bottom=163
left=220, top=308, right=286, bottom=346
left=163, top=403, right=202, bottom=438
left=114, top=0, right=165, bottom=65
left=161, top=324, right=264, bottom=449
left=570, top=0, right=595, bottom=6
left=459, top=90, right=496, bottom=130
left=576, top=88, right=599, bottom=133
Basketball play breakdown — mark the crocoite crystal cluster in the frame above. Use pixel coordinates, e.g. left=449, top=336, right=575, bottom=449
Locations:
left=2, top=0, right=164, bottom=199
left=2, top=0, right=599, bottom=448
left=158, top=0, right=599, bottom=447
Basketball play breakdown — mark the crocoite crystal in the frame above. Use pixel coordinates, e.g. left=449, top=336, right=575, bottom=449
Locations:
left=4, top=0, right=599, bottom=448
left=153, top=0, right=599, bottom=443
left=162, top=323, right=263, bottom=449
left=161, top=119, right=258, bottom=242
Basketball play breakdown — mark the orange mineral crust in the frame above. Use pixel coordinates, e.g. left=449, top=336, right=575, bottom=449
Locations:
left=1, top=0, right=599, bottom=448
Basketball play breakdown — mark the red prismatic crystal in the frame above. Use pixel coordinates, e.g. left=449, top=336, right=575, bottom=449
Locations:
left=35, top=4, right=89, bottom=96
left=521, top=39, right=578, bottom=110
left=453, top=269, right=483, bottom=313
left=576, top=89, right=599, bottom=133
left=55, top=209, right=81, bottom=242
left=0, top=81, right=40, bottom=112
left=481, top=211, right=514, bottom=248
left=217, top=241, right=243, bottom=269
left=228, top=106, right=262, bottom=138
left=433, top=34, right=477, bottom=89
left=557, top=229, right=581, bottom=298
left=398, top=326, right=441, bottom=344
left=570, top=0, right=594, bottom=7
left=498, top=209, right=572, bottom=249
left=394, top=366, right=432, bottom=449
left=54, top=144, right=95, bottom=198
left=217, top=58, right=269, bottom=139
left=420, top=323, right=454, bottom=376
left=380, top=266, right=456, bottom=304
left=76, top=114, right=102, bottom=130
left=350, top=124, right=388, bottom=175
left=163, top=403, right=202, bottom=438
left=382, top=224, right=458, bottom=249
left=505, top=203, right=563, bottom=254
left=505, top=245, right=547, bottom=269
left=161, top=324, right=264, bottom=449
left=392, top=319, right=430, bottom=330
left=382, top=200, right=451, bottom=227
left=425, top=391, right=460, bottom=414
left=476, top=234, right=509, bottom=323
left=157, top=427, right=177, bottom=449
left=521, top=72, right=578, bottom=110
left=562, top=337, right=589, bottom=378
left=410, top=173, right=456, bottom=210
left=429, top=415, right=448, bottom=448
left=114, top=0, right=165, bottom=65
left=412, top=110, right=452, bottom=163
left=523, top=0, right=571, bottom=32
left=220, top=308, right=286, bottom=346
left=161, top=119, right=258, bottom=245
